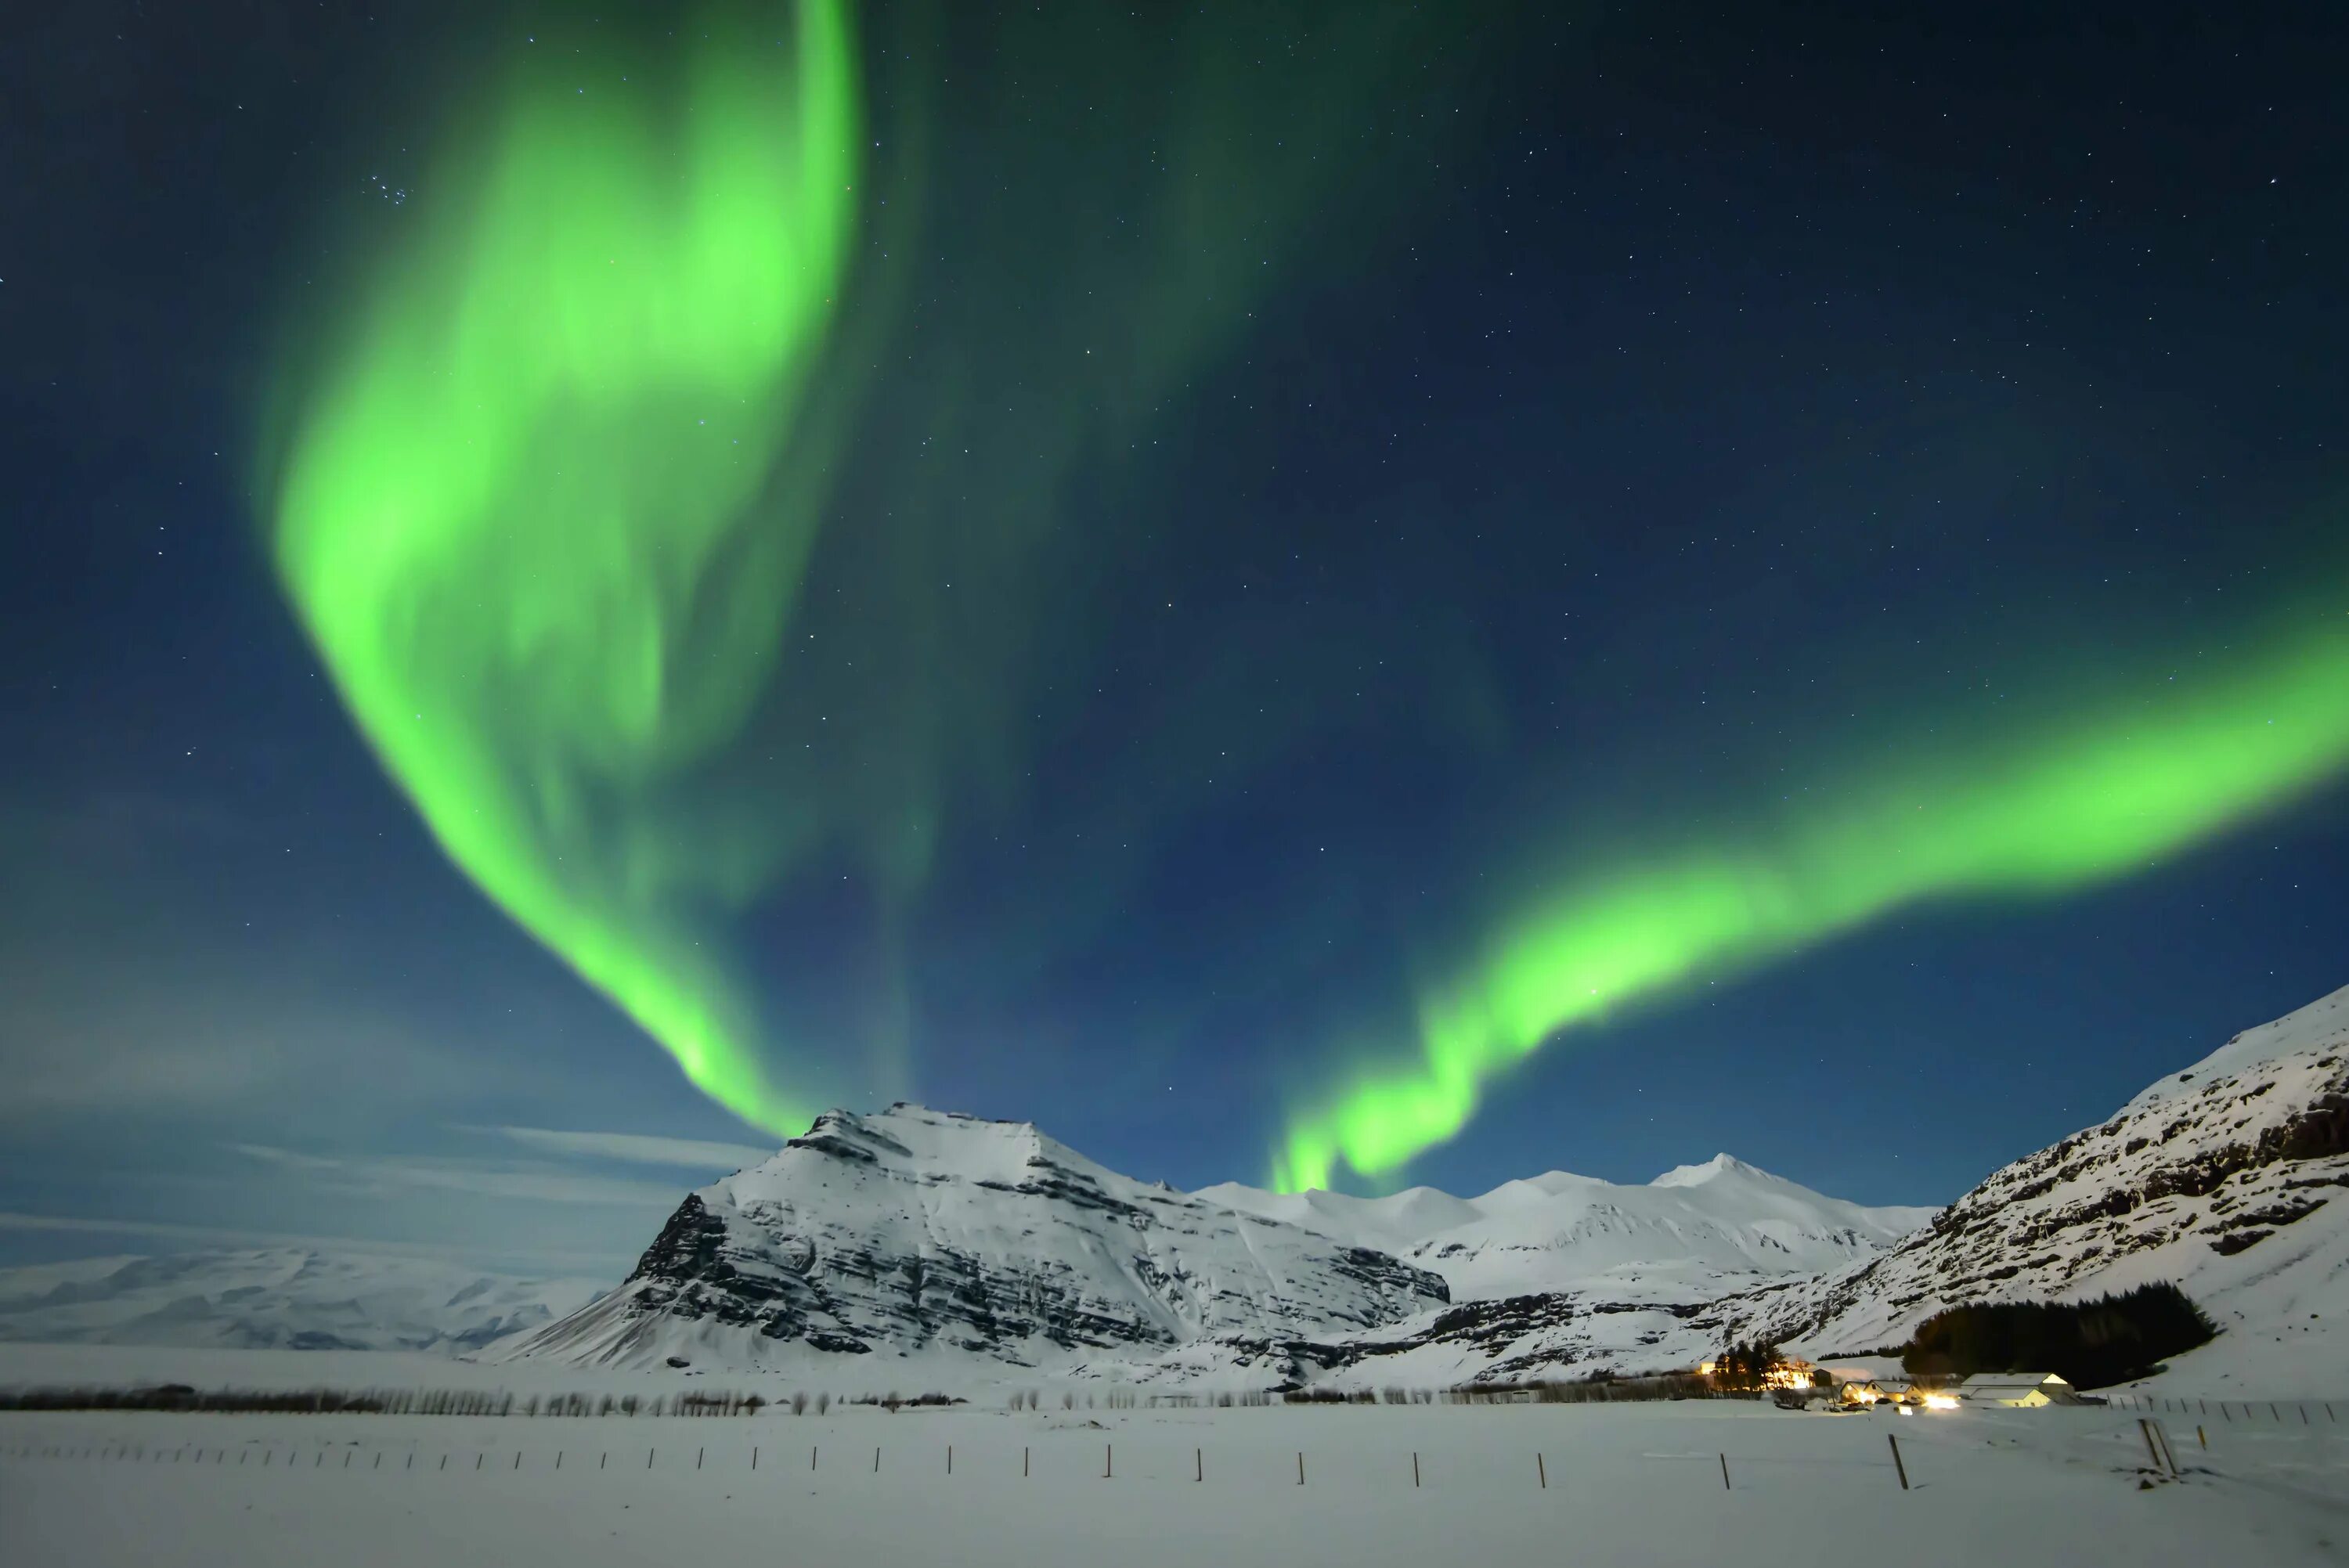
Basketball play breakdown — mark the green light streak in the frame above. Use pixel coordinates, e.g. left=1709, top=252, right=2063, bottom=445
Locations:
left=269, top=2, right=860, bottom=1134
left=1276, top=610, right=2349, bottom=1190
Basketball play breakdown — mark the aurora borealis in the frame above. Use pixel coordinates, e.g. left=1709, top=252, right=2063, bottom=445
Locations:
left=1276, top=606, right=2349, bottom=1188
left=271, top=2, right=859, bottom=1136
left=6, top=1, right=2349, bottom=1256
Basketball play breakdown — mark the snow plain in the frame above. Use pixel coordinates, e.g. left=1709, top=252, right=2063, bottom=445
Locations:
left=5, top=1400, right=2342, bottom=1567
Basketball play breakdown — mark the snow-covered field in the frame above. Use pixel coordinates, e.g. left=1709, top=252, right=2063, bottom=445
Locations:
left=5, top=1400, right=2342, bottom=1567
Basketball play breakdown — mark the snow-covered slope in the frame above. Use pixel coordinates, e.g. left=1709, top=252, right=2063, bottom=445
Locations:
left=1719, top=984, right=2349, bottom=1386
left=1200, top=1154, right=1933, bottom=1302
left=502, top=1105, right=1449, bottom=1376
left=0, top=1248, right=604, bottom=1354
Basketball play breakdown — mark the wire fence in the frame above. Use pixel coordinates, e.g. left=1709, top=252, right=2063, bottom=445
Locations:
left=0, top=1432, right=1928, bottom=1494
left=4, top=1390, right=2336, bottom=1501
left=2101, top=1393, right=2339, bottom=1426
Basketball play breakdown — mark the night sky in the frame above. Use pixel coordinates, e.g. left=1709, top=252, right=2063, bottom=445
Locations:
left=4, top=2, right=2345, bottom=1274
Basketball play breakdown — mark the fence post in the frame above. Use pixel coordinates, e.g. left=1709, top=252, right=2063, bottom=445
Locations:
left=2197, top=1426, right=2206, bottom=1450
left=945, top=1445, right=950, bottom=1476
left=1538, top=1452, right=1546, bottom=1490
left=1105, top=1443, right=1112, bottom=1480
left=1413, top=1451, right=1420, bottom=1487
left=1023, top=1445, right=1028, bottom=1478
left=1887, top=1434, right=1908, bottom=1491
left=1298, top=1451, right=1305, bottom=1486
left=874, top=1446, right=880, bottom=1473
left=1720, top=1452, right=1732, bottom=1491
left=648, top=1447, right=655, bottom=1469
left=1196, top=1447, right=1202, bottom=1483
left=515, top=1451, right=523, bottom=1470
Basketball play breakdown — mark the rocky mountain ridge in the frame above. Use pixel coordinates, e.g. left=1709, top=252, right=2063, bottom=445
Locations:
left=501, top=1105, right=1450, bottom=1375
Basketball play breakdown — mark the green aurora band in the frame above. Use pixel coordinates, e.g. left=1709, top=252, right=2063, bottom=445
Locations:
left=1274, top=608, right=2349, bottom=1191
left=270, top=2, right=859, bottom=1135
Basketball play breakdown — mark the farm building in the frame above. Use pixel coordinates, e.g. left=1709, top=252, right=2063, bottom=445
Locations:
left=1956, top=1372, right=2079, bottom=1408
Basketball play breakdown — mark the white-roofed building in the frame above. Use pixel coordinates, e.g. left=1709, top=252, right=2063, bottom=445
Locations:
left=1955, top=1372, right=2078, bottom=1408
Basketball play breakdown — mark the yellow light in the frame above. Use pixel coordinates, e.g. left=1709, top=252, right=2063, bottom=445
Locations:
left=1923, top=1393, right=1959, bottom=1411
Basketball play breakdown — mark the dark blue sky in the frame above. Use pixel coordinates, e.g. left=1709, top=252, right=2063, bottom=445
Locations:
left=2, top=1, right=2344, bottom=1274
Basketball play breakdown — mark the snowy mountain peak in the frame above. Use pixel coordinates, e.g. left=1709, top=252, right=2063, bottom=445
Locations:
left=774, top=1103, right=1095, bottom=1188
left=1650, top=1152, right=1767, bottom=1188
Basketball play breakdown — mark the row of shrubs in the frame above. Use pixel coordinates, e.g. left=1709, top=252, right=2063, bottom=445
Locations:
left=0, top=1387, right=828, bottom=1417
left=1, top=1372, right=1748, bottom=1417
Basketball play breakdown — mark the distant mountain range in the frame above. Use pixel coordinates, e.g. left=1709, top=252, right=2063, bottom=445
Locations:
left=0, top=1247, right=603, bottom=1355
left=1200, top=1152, right=1936, bottom=1302
left=489, top=1102, right=1931, bottom=1386
left=9, top=983, right=2342, bottom=1393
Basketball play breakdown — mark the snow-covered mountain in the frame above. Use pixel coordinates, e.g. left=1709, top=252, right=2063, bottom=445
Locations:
left=1714, top=983, right=2349, bottom=1390
left=0, top=1248, right=605, bottom=1354
left=1149, top=1155, right=1930, bottom=1392
left=502, top=1105, right=1449, bottom=1375
left=99, top=982, right=2337, bottom=1393
left=1200, top=1154, right=1934, bottom=1302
